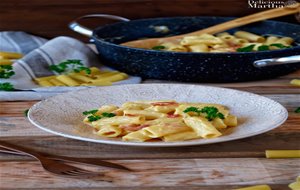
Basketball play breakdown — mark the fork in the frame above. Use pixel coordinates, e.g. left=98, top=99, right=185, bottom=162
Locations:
left=0, top=140, right=101, bottom=178
left=0, top=146, right=130, bottom=171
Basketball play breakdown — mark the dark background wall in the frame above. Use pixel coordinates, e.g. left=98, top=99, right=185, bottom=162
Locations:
left=0, top=0, right=299, bottom=41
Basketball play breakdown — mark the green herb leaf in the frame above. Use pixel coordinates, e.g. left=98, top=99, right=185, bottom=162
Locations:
left=101, top=112, right=116, bottom=118
left=0, top=82, right=14, bottom=91
left=183, top=106, right=224, bottom=121
left=295, top=107, right=300, bottom=113
left=183, top=107, right=201, bottom=114
left=82, top=109, right=98, bottom=115
left=237, top=44, right=255, bottom=52
left=152, top=45, right=166, bottom=50
left=0, top=65, right=15, bottom=79
left=257, top=45, right=270, bottom=51
left=73, top=66, right=91, bottom=75
left=49, top=59, right=91, bottom=75
left=270, top=43, right=291, bottom=49
left=87, top=115, right=101, bottom=122
left=24, top=109, right=29, bottom=117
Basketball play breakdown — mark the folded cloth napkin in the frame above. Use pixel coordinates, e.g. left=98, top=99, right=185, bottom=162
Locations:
left=0, top=32, right=141, bottom=101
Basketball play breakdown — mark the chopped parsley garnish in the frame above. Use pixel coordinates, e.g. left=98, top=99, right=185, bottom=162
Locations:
left=0, top=82, right=14, bottom=91
left=82, top=109, right=98, bottom=115
left=83, top=109, right=116, bottom=122
left=87, top=115, right=101, bottom=122
left=295, top=107, right=300, bottom=113
left=152, top=45, right=166, bottom=50
left=183, top=106, right=225, bottom=121
left=49, top=59, right=91, bottom=75
left=24, top=109, right=29, bottom=117
left=270, top=43, right=291, bottom=49
left=183, top=107, right=200, bottom=113
left=101, top=112, right=116, bottom=118
left=237, top=44, right=255, bottom=52
left=0, top=65, right=15, bottom=79
left=257, top=45, right=269, bottom=51
left=237, top=43, right=291, bottom=52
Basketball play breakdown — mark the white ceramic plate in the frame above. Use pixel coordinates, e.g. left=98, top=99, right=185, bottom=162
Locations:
left=28, top=84, right=288, bottom=147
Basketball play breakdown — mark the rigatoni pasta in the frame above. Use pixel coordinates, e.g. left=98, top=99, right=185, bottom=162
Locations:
left=35, top=66, right=128, bottom=87
left=150, top=31, right=294, bottom=53
left=82, top=100, right=238, bottom=142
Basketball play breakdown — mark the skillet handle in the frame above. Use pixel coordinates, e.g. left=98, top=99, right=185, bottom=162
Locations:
left=69, top=14, right=130, bottom=37
left=253, top=55, right=300, bottom=67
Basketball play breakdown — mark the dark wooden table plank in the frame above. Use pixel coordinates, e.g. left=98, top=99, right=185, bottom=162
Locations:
left=1, top=0, right=298, bottom=40
left=0, top=158, right=298, bottom=189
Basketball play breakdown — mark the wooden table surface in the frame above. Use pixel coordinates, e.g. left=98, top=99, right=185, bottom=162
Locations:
left=0, top=71, right=299, bottom=190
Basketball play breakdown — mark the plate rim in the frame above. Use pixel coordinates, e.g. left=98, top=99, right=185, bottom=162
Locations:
left=28, top=83, right=288, bottom=147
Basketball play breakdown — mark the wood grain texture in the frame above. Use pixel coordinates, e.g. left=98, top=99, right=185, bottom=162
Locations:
left=0, top=186, right=290, bottom=190
left=0, top=132, right=299, bottom=160
left=0, top=158, right=299, bottom=189
left=0, top=0, right=298, bottom=41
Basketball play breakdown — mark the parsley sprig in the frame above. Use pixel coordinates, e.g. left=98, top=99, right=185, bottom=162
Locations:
left=83, top=109, right=116, bottom=122
left=183, top=106, right=225, bottom=121
left=83, top=109, right=98, bottom=115
left=0, top=82, right=14, bottom=91
left=237, top=43, right=291, bottom=52
left=0, top=65, right=15, bottom=78
left=295, top=107, right=300, bottom=113
left=152, top=45, right=166, bottom=50
left=49, top=59, right=91, bottom=75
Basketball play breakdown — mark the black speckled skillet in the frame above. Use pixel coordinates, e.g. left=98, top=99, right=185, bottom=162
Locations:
left=70, top=14, right=300, bottom=82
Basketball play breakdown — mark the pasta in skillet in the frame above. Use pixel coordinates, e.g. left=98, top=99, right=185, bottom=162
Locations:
left=82, top=100, right=238, bottom=142
left=150, top=31, right=294, bottom=53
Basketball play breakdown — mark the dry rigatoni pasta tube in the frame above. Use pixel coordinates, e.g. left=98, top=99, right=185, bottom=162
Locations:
left=290, top=79, right=300, bottom=86
left=92, top=73, right=128, bottom=84
left=68, top=73, right=94, bottom=83
left=0, top=51, right=23, bottom=59
left=0, top=59, right=13, bottom=65
left=265, top=36, right=279, bottom=45
left=265, top=150, right=300, bottom=158
left=275, top=37, right=294, bottom=46
left=234, top=185, right=271, bottom=190
left=37, top=80, right=54, bottom=87
left=234, top=31, right=265, bottom=42
left=89, top=67, right=102, bottom=75
left=289, top=178, right=300, bottom=190
left=35, top=75, right=56, bottom=82
left=81, top=81, right=112, bottom=86
left=56, top=75, right=80, bottom=86
left=49, top=78, right=65, bottom=86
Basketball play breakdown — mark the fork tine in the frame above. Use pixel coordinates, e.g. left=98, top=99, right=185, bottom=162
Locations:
left=63, top=170, right=99, bottom=177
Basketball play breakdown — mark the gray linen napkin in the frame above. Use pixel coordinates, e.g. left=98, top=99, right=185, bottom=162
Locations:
left=0, top=32, right=141, bottom=101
